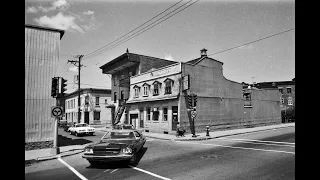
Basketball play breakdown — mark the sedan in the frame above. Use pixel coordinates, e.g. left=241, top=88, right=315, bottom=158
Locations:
left=68, top=123, right=95, bottom=136
left=82, top=129, right=146, bottom=165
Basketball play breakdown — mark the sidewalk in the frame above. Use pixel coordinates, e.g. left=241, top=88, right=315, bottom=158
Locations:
left=25, top=122, right=294, bottom=164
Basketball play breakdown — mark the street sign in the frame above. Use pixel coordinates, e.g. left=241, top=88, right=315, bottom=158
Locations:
left=191, top=110, right=197, bottom=118
left=51, top=106, right=63, bottom=118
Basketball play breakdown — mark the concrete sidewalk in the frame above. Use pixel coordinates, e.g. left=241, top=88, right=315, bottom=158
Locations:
left=25, top=122, right=294, bottom=164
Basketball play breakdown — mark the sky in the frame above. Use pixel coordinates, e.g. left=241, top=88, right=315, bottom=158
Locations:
left=25, top=0, right=295, bottom=94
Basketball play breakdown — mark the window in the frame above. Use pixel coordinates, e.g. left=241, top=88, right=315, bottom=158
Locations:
left=139, top=109, right=144, bottom=128
left=153, top=107, right=159, bottom=121
left=134, top=86, right=140, bottom=98
left=243, top=91, right=252, bottom=107
left=163, top=107, right=168, bottom=121
left=164, top=79, right=173, bottom=94
left=281, top=98, right=284, bottom=104
left=287, top=87, right=292, bottom=94
left=113, top=78, right=117, bottom=86
left=94, top=111, right=100, bottom=120
left=147, top=107, right=151, bottom=121
left=105, top=99, right=108, bottom=105
left=114, top=92, right=117, bottom=103
left=142, top=84, right=150, bottom=96
left=279, top=87, right=283, bottom=94
left=288, top=97, right=293, bottom=105
left=96, top=97, right=100, bottom=106
left=153, top=81, right=160, bottom=96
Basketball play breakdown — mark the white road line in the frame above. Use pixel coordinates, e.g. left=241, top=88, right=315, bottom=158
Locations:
left=217, top=137, right=295, bottom=145
left=110, top=169, right=118, bottom=173
left=104, top=169, right=110, bottom=172
left=57, top=157, right=88, bottom=180
left=177, top=141, right=295, bottom=154
left=129, top=166, right=172, bottom=180
left=213, top=138, right=295, bottom=147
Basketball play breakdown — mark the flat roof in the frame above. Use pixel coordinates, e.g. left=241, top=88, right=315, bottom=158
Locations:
left=25, top=24, right=65, bottom=39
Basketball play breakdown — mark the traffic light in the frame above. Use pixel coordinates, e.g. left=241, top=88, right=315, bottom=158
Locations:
left=59, top=77, right=68, bottom=97
left=187, top=95, right=193, bottom=108
left=51, top=77, right=58, bottom=98
left=193, top=94, right=197, bottom=107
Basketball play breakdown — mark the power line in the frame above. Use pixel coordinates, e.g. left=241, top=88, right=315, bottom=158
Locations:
left=83, top=0, right=184, bottom=60
left=83, top=0, right=199, bottom=61
left=207, top=28, right=295, bottom=57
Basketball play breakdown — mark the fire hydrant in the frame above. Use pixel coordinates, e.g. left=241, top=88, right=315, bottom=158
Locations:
left=206, top=126, right=210, bottom=136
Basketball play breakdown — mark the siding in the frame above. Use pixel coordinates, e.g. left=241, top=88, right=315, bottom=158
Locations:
left=25, top=27, right=61, bottom=143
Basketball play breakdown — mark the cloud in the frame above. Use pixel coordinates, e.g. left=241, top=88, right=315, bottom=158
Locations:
left=27, top=0, right=69, bottom=13
left=34, top=12, right=84, bottom=33
left=26, top=6, right=38, bottom=13
left=83, top=10, right=94, bottom=15
left=164, top=54, right=175, bottom=61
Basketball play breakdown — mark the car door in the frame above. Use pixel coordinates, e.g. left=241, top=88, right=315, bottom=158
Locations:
left=134, top=131, right=143, bottom=150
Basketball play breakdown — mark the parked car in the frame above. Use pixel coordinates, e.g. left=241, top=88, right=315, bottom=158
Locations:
left=58, top=120, right=67, bottom=127
left=68, top=123, right=95, bottom=136
left=82, top=129, right=146, bottom=166
left=63, top=122, right=74, bottom=132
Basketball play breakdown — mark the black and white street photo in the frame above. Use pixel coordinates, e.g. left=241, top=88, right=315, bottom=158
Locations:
left=25, top=0, right=295, bottom=179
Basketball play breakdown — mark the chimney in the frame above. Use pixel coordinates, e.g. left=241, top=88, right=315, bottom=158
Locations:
left=200, top=48, right=207, bottom=57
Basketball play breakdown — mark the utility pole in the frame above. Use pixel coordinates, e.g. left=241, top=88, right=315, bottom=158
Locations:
left=68, top=55, right=84, bottom=124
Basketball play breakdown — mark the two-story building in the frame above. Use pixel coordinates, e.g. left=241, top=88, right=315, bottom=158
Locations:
left=64, top=88, right=112, bottom=125
left=100, top=49, right=281, bottom=134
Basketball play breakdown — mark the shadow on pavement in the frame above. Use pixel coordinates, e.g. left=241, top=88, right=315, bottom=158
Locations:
left=86, top=147, right=148, bottom=169
left=58, top=135, right=93, bottom=147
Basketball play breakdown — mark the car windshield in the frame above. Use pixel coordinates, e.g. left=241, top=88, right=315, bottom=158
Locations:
left=76, top=124, right=88, bottom=127
left=101, top=131, right=136, bottom=140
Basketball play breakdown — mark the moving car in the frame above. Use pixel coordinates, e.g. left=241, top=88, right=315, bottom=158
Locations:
left=112, top=124, right=135, bottom=130
left=63, top=122, right=74, bottom=132
left=82, top=129, right=146, bottom=165
left=68, top=123, right=95, bottom=136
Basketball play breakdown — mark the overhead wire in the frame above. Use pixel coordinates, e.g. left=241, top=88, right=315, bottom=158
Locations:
left=83, top=0, right=184, bottom=60
left=83, top=0, right=199, bottom=61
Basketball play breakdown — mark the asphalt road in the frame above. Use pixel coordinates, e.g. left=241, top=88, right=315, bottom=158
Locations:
left=25, top=126, right=295, bottom=180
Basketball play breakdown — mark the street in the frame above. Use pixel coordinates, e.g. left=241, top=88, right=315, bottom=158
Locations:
left=25, top=126, right=295, bottom=180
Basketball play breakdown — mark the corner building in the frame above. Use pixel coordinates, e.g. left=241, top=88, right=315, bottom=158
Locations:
left=100, top=49, right=281, bottom=135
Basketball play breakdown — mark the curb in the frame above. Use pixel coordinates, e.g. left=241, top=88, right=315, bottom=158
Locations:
left=146, top=124, right=295, bottom=141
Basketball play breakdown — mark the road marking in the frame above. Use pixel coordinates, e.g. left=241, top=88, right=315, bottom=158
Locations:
left=213, top=138, right=295, bottom=147
left=104, top=169, right=110, bottom=172
left=110, top=169, right=118, bottom=173
left=57, top=157, right=88, bottom=180
left=217, top=137, right=295, bottom=145
left=129, top=166, right=172, bottom=180
left=177, top=141, right=295, bottom=154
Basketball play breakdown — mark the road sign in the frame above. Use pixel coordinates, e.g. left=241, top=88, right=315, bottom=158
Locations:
left=51, top=106, right=63, bottom=118
left=191, top=110, right=197, bottom=118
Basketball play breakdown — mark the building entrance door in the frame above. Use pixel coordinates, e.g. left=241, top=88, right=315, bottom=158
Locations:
left=172, top=106, right=178, bottom=130
left=130, top=114, right=138, bottom=128
left=84, top=112, right=89, bottom=124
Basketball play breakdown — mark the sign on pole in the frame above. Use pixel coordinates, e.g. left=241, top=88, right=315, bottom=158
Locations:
left=51, top=106, right=63, bottom=118
left=191, top=110, right=197, bottom=118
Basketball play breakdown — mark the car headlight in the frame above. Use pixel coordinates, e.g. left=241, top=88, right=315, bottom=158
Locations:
left=121, top=147, right=132, bottom=154
left=84, top=148, right=93, bottom=154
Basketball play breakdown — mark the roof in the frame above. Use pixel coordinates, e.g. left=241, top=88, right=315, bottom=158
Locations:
left=65, top=88, right=111, bottom=98
left=25, top=24, right=65, bottom=39
left=185, top=56, right=224, bottom=65
left=242, top=79, right=295, bottom=89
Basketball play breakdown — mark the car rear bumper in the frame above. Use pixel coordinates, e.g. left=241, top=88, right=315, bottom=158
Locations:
left=82, top=154, right=133, bottom=161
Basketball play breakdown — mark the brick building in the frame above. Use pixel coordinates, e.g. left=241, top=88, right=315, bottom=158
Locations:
left=100, top=49, right=281, bottom=134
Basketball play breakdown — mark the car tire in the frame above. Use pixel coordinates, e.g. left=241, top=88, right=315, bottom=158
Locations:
left=69, top=131, right=72, bottom=135
left=75, top=132, right=79, bottom=137
left=129, top=150, right=137, bottom=165
left=89, top=132, right=94, bottom=136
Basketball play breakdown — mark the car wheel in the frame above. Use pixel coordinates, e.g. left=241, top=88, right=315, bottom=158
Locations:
left=69, top=131, right=72, bottom=135
left=75, top=132, right=79, bottom=137
left=89, top=132, right=94, bottom=136
left=129, top=150, right=137, bottom=165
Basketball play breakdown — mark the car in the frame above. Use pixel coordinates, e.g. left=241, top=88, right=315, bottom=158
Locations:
left=112, top=124, right=135, bottom=130
left=82, top=129, right=146, bottom=166
left=68, top=123, right=95, bottom=136
left=58, top=120, right=67, bottom=127
left=63, top=122, right=74, bottom=132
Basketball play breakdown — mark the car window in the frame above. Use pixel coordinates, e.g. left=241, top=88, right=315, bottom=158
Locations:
left=102, top=131, right=136, bottom=140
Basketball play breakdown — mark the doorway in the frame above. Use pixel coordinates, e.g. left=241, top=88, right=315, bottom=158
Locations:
left=172, top=106, right=178, bottom=130
left=130, top=114, right=138, bottom=128
left=84, top=112, right=89, bottom=124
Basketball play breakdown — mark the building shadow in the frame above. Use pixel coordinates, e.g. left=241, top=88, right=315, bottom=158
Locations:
left=85, top=147, right=148, bottom=169
left=58, top=135, right=93, bottom=147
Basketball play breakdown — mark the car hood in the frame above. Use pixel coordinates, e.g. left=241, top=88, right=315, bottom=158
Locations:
left=75, top=127, right=95, bottom=130
left=91, top=140, right=135, bottom=149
